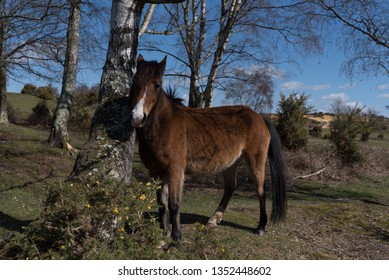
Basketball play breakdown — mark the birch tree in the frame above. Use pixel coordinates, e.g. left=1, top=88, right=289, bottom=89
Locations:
left=70, top=0, right=183, bottom=184
left=143, top=0, right=323, bottom=108
left=48, top=0, right=81, bottom=153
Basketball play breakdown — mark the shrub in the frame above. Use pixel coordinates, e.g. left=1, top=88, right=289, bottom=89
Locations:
left=36, top=85, right=58, bottom=101
left=309, top=125, right=322, bottom=138
left=68, top=85, right=99, bottom=131
left=21, top=84, right=38, bottom=96
left=329, top=100, right=364, bottom=165
left=1, top=179, right=165, bottom=260
left=276, top=92, right=312, bottom=150
left=29, top=100, right=53, bottom=127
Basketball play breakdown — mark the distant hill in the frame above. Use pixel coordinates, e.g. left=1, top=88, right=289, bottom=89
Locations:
left=7, top=92, right=56, bottom=123
left=305, top=114, right=334, bottom=129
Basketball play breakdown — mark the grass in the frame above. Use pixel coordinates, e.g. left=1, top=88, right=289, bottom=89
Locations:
left=1, top=123, right=388, bottom=259
left=0, top=95, right=388, bottom=259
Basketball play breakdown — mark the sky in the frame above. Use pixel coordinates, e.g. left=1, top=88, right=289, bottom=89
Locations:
left=7, top=5, right=389, bottom=118
left=8, top=46, right=389, bottom=118
left=273, top=47, right=389, bottom=117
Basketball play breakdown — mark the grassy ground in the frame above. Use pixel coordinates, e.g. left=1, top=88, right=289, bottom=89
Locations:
left=1, top=123, right=388, bottom=259
left=1, top=94, right=388, bottom=259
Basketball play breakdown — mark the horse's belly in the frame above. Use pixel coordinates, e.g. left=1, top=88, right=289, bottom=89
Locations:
left=185, top=146, right=243, bottom=174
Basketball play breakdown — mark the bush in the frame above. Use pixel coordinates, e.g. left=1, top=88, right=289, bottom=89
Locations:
left=29, top=100, right=52, bottom=127
left=7, top=104, right=24, bottom=125
left=36, top=84, right=58, bottom=101
left=329, top=101, right=364, bottom=165
left=21, top=84, right=38, bottom=96
left=1, top=179, right=165, bottom=260
left=68, top=85, right=99, bottom=131
left=309, top=125, right=322, bottom=138
left=276, top=92, right=312, bottom=150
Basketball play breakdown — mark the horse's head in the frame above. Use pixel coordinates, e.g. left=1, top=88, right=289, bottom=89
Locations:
left=130, top=55, right=167, bottom=128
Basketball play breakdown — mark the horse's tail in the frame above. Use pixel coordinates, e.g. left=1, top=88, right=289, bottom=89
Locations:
left=264, top=118, right=288, bottom=223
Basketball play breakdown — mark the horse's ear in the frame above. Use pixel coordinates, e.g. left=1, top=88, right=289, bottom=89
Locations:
left=159, top=56, right=167, bottom=72
left=137, top=54, right=144, bottom=63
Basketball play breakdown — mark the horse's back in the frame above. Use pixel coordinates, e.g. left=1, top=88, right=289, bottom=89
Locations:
left=179, top=105, right=270, bottom=174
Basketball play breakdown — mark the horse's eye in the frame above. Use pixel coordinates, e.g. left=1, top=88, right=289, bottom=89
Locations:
left=155, top=83, right=161, bottom=89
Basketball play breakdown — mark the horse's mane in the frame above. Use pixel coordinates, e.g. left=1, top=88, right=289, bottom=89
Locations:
left=165, top=86, right=185, bottom=106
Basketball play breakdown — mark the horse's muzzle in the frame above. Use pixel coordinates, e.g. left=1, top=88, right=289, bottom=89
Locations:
left=131, top=111, right=147, bottom=128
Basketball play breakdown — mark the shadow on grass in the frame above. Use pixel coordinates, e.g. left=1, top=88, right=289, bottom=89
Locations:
left=146, top=211, right=254, bottom=233
left=288, top=184, right=389, bottom=207
left=0, top=211, right=32, bottom=232
left=0, top=170, right=55, bottom=193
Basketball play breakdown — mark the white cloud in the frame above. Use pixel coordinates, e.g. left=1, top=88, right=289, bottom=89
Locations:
left=280, top=81, right=331, bottom=91
left=280, top=81, right=305, bottom=91
left=377, top=84, right=389, bottom=90
left=338, top=83, right=356, bottom=89
left=377, top=93, right=389, bottom=99
left=322, top=92, right=349, bottom=103
left=310, top=84, right=331, bottom=91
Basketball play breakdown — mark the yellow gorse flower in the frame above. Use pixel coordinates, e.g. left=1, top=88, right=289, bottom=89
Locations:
left=139, top=194, right=146, bottom=201
left=113, top=207, right=120, bottom=214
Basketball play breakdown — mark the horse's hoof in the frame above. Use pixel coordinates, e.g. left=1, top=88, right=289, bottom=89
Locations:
left=206, top=222, right=217, bottom=228
left=255, top=228, right=266, bottom=236
left=157, top=240, right=170, bottom=251
left=172, top=231, right=182, bottom=242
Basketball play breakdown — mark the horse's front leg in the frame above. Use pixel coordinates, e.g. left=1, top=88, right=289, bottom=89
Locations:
left=168, top=168, right=184, bottom=241
left=156, top=182, right=170, bottom=236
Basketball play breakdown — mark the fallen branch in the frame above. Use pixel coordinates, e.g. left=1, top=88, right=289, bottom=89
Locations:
left=294, top=167, right=327, bottom=180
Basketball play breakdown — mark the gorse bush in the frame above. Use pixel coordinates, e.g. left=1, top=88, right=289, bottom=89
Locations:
left=29, top=100, right=52, bottom=127
left=21, top=83, right=58, bottom=100
left=276, top=92, right=312, bottom=150
left=329, top=101, right=364, bottom=165
left=1, top=179, right=165, bottom=260
left=69, top=84, right=99, bottom=131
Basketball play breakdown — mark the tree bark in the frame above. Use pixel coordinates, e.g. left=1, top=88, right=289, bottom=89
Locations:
left=70, top=0, right=184, bottom=185
left=69, top=0, right=145, bottom=184
left=0, top=65, right=7, bottom=125
left=0, top=15, right=8, bottom=125
left=48, top=0, right=81, bottom=151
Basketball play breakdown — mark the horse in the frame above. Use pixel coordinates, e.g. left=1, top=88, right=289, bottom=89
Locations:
left=130, top=55, right=288, bottom=241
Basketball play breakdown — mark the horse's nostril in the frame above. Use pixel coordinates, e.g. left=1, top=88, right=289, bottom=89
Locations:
left=141, top=113, right=147, bottom=126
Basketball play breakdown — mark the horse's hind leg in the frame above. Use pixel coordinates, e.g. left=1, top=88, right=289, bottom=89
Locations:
left=207, top=161, right=239, bottom=227
left=246, top=151, right=268, bottom=236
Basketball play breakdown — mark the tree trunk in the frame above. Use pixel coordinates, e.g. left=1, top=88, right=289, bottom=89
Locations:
left=69, top=0, right=145, bottom=184
left=0, top=16, right=8, bottom=125
left=188, top=70, right=204, bottom=108
left=203, top=0, right=242, bottom=108
left=48, top=0, right=81, bottom=151
left=0, top=69, right=7, bottom=125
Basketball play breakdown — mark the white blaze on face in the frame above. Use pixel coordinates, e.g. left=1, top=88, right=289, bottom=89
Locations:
left=131, top=86, right=147, bottom=127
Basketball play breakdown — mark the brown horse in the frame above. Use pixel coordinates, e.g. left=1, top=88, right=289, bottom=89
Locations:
left=130, top=55, right=287, bottom=241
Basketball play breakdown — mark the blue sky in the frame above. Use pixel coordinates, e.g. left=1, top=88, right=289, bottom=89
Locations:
left=7, top=4, right=389, bottom=118
left=8, top=47, right=389, bottom=118
left=273, top=47, right=389, bottom=117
